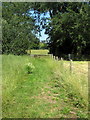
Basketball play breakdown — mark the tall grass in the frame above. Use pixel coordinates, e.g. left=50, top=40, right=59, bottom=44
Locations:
left=2, top=54, right=88, bottom=118
left=0, top=55, right=2, bottom=118
left=2, top=55, right=30, bottom=100
left=65, top=61, right=88, bottom=104
left=53, top=60, right=88, bottom=108
left=2, top=55, right=54, bottom=117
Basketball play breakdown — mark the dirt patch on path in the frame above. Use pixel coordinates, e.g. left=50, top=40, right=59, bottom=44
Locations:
left=31, top=86, right=56, bottom=104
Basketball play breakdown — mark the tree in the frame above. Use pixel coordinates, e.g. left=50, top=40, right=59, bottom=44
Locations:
left=2, top=2, right=39, bottom=55
left=39, top=41, right=48, bottom=49
left=30, top=2, right=90, bottom=58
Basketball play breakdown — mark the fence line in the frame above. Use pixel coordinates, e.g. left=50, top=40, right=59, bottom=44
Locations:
left=70, top=59, right=73, bottom=73
left=51, top=54, right=73, bottom=73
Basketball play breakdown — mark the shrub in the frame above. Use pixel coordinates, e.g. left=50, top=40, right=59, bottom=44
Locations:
left=25, top=63, right=35, bottom=74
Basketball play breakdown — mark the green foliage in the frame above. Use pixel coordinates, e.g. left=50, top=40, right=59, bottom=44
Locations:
left=25, top=62, right=35, bottom=74
left=31, top=2, right=90, bottom=58
left=39, top=41, right=48, bottom=49
left=2, top=2, right=39, bottom=55
left=2, top=2, right=90, bottom=57
left=49, top=3, right=90, bottom=56
left=2, top=54, right=88, bottom=118
left=61, top=107, right=71, bottom=114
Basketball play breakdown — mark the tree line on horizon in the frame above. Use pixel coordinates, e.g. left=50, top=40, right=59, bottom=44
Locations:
left=2, top=2, right=90, bottom=59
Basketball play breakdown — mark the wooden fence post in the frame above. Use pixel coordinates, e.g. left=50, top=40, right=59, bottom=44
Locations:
left=56, top=56, right=59, bottom=61
left=70, top=59, right=73, bottom=73
left=60, top=57, right=64, bottom=71
left=49, top=54, right=53, bottom=59
left=52, top=54, right=53, bottom=59
left=53, top=56, right=56, bottom=60
left=68, top=54, right=71, bottom=60
left=61, top=57, right=63, bottom=61
left=49, top=54, right=51, bottom=57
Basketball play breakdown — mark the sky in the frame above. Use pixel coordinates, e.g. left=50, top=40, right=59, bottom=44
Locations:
left=30, top=10, right=50, bottom=42
left=39, top=29, right=49, bottom=41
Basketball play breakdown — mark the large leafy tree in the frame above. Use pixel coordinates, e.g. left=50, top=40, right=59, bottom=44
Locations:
left=2, top=2, right=39, bottom=55
left=30, top=2, right=90, bottom=58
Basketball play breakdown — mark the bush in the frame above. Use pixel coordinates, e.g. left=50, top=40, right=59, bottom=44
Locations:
left=25, top=63, right=35, bottom=74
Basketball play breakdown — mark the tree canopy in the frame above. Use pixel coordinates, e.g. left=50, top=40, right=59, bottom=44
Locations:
left=2, top=2, right=90, bottom=58
left=30, top=2, right=90, bottom=58
left=2, top=2, right=39, bottom=55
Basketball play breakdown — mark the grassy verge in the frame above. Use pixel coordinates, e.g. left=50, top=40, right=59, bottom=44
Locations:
left=2, top=55, right=88, bottom=118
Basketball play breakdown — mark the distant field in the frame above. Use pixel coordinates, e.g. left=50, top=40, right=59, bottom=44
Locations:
left=27, top=49, right=49, bottom=55
left=2, top=54, right=88, bottom=118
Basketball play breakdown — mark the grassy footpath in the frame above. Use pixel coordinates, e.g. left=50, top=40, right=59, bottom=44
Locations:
left=2, top=55, right=88, bottom=118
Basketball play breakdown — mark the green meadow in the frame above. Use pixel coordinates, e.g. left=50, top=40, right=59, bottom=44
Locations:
left=26, top=49, right=49, bottom=55
left=2, top=54, right=88, bottom=118
left=31, top=49, right=49, bottom=55
left=2, top=2, right=90, bottom=119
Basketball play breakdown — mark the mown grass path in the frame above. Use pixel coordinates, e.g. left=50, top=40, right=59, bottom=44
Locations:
left=2, top=55, right=88, bottom=118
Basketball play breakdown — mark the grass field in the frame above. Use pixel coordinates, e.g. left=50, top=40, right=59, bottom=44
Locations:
left=2, top=54, right=88, bottom=118
left=26, top=49, right=49, bottom=55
